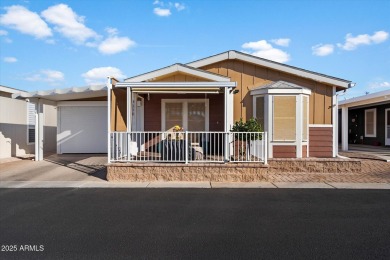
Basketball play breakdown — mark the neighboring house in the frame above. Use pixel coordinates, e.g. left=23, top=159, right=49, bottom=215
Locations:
left=0, top=85, right=57, bottom=159
left=339, top=89, right=390, bottom=150
left=12, top=50, right=352, bottom=162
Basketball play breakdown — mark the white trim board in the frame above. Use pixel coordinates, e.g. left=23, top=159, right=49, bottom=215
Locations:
left=125, top=63, right=231, bottom=83
left=57, top=101, right=107, bottom=107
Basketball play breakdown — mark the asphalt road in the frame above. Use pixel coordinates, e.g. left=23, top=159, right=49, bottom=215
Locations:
left=1, top=189, right=390, bottom=259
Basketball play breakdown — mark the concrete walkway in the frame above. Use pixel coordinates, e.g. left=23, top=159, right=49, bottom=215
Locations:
left=342, top=144, right=390, bottom=162
left=1, top=154, right=389, bottom=189
left=1, top=181, right=389, bottom=189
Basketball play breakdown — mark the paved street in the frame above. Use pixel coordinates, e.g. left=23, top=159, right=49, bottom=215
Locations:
left=1, top=189, right=390, bottom=259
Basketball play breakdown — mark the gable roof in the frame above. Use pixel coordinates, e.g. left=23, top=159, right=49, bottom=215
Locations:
left=187, top=50, right=352, bottom=89
left=125, top=63, right=231, bottom=82
left=339, top=89, right=390, bottom=108
left=0, top=85, right=28, bottom=95
left=251, top=80, right=311, bottom=95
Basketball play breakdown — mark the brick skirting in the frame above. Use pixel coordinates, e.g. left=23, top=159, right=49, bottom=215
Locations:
left=107, top=158, right=361, bottom=182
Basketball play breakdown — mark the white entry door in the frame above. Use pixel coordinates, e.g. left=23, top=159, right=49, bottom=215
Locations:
left=386, top=109, right=390, bottom=146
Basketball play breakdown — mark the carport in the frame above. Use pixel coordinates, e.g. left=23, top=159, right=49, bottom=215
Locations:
left=12, top=85, right=108, bottom=161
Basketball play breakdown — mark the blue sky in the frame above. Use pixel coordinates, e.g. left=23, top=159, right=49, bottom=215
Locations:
left=0, top=0, right=389, bottom=99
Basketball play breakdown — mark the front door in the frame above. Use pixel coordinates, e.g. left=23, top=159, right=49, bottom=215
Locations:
left=386, top=109, right=390, bottom=146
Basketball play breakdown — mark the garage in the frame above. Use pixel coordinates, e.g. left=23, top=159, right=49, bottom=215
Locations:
left=57, top=101, right=107, bottom=154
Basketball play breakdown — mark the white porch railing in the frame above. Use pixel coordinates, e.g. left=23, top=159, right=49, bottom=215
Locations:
left=109, top=131, right=267, bottom=164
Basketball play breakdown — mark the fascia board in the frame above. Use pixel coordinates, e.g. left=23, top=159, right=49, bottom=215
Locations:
left=125, top=63, right=230, bottom=82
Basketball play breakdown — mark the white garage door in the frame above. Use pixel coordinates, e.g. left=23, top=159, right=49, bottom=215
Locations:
left=58, top=103, right=107, bottom=153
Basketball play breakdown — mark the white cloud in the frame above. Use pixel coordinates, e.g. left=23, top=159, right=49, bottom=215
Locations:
left=154, top=7, right=171, bottom=17
left=0, top=29, right=8, bottom=36
left=3, top=57, right=17, bottom=63
left=312, top=44, right=334, bottom=56
left=82, top=67, right=126, bottom=84
left=0, top=5, right=52, bottom=39
left=174, top=3, right=186, bottom=11
left=98, top=36, right=136, bottom=55
left=271, top=38, right=290, bottom=47
left=242, top=39, right=290, bottom=63
left=369, top=81, right=390, bottom=89
left=105, top=27, right=119, bottom=36
left=152, top=1, right=185, bottom=16
left=41, top=4, right=99, bottom=44
left=25, top=69, right=64, bottom=85
left=337, top=30, right=389, bottom=51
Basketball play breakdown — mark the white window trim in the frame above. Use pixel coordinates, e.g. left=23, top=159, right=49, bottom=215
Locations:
left=161, top=99, right=209, bottom=131
left=365, top=108, right=376, bottom=137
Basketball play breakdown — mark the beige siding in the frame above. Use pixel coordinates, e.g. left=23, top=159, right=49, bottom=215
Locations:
left=151, top=72, right=212, bottom=82
left=200, top=60, right=334, bottom=124
left=110, top=88, right=127, bottom=131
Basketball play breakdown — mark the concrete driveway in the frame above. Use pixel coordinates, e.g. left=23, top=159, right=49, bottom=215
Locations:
left=0, top=154, right=107, bottom=182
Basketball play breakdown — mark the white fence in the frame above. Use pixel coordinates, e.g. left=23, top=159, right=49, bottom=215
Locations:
left=109, top=131, right=267, bottom=164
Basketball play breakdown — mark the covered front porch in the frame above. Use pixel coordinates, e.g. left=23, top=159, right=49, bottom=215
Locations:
left=108, top=78, right=267, bottom=164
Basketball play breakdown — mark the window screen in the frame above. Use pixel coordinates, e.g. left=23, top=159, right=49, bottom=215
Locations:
left=273, top=96, right=296, bottom=141
left=255, top=96, right=264, bottom=129
left=27, top=102, right=36, bottom=143
left=365, top=109, right=376, bottom=137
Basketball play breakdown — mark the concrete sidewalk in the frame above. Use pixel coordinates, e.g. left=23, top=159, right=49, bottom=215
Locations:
left=1, top=181, right=389, bottom=189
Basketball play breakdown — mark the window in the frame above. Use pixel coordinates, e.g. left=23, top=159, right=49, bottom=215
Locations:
left=27, top=102, right=36, bottom=144
left=162, top=99, right=209, bottom=131
left=165, top=103, right=183, bottom=131
left=365, top=108, right=376, bottom=137
left=273, top=96, right=296, bottom=141
left=255, top=96, right=264, bottom=128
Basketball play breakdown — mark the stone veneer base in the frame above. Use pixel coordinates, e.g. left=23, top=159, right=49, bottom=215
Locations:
left=107, top=158, right=361, bottom=182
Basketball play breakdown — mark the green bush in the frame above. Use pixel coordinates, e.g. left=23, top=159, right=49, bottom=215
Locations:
left=231, top=117, right=263, bottom=140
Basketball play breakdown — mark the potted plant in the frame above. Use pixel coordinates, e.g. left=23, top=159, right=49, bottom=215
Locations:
left=231, top=118, right=263, bottom=160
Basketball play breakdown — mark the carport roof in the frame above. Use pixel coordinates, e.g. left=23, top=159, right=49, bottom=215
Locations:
left=12, top=85, right=107, bottom=101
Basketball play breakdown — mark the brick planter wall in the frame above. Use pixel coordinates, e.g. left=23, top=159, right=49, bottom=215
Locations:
left=107, top=158, right=361, bottom=182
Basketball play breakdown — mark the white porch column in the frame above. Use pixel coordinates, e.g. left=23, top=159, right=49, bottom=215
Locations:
left=107, top=77, right=113, bottom=163
left=34, top=99, right=44, bottom=161
left=224, top=88, right=234, bottom=161
left=224, top=88, right=234, bottom=131
left=332, top=87, right=338, bottom=157
left=341, top=106, right=349, bottom=151
left=127, top=88, right=132, bottom=132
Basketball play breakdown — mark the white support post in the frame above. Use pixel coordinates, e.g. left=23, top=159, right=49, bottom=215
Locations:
left=264, top=132, right=268, bottom=165
left=332, top=87, right=338, bottom=157
left=107, top=77, right=112, bottom=163
left=185, top=131, right=188, bottom=164
left=37, top=99, right=44, bottom=161
left=341, top=106, right=349, bottom=151
left=34, top=99, right=39, bottom=162
left=224, top=87, right=234, bottom=161
left=127, top=88, right=132, bottom=132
